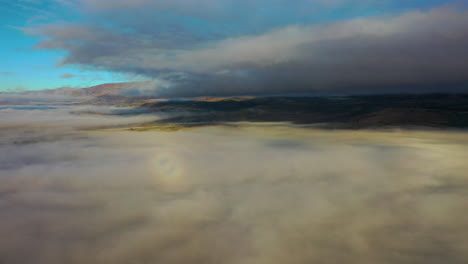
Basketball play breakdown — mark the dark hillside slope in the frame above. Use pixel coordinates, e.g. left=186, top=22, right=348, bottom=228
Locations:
left=138, top=94, right=468, bottom=129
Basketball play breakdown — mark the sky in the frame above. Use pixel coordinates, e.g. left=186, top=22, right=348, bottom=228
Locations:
left=1, top=0, right=467, bottom=95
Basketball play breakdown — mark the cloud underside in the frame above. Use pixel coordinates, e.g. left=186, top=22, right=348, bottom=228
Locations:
left=29, top=5, right=468, bottom=96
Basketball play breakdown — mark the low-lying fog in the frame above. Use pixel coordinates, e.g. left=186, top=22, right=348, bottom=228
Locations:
left=0, top=105, right=467, bottom=264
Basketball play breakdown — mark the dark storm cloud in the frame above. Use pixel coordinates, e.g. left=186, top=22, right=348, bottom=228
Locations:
left=26, top=5, right=468, bottom=96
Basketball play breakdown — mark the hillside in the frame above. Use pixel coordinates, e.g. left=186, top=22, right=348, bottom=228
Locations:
left=136, top=94, right=468, bottom=129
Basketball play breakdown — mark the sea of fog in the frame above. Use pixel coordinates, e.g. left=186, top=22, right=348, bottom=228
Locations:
left=0, top=105, right=467, bottom=264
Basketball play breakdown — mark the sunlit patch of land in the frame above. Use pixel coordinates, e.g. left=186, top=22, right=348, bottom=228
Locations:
left=193, top=96, right=256, bottom=102
left=127, top=123, right=198, bottom=132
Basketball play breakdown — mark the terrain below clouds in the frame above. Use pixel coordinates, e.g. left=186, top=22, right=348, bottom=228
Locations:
left=134, top=94, right=468, bottom=129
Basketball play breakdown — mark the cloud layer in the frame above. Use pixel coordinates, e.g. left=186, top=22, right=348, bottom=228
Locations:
left=25, top=1, right=468, bottom=96
left=0, top=106, right=468, bottom=263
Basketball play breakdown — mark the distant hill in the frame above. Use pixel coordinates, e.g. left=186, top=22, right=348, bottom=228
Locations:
left=0, top=81, right=155, bottom=105
left=79, top=93, right=155, bottom=106
left=136, top=94, right=468, bottom=129
left=4, top=84, right=468, bottom=129
left=17, top=81, right=151, bottom=98
left=71, top=82, right=129, bottom=97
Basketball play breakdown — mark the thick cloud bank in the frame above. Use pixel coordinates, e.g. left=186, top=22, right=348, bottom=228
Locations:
left=28, top=5, right=468, bottom=96
left=0, top=107, right=468, bottom=263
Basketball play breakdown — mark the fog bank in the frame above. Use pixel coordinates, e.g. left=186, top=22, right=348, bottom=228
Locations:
left=0, top=107, right=467, bottom=264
